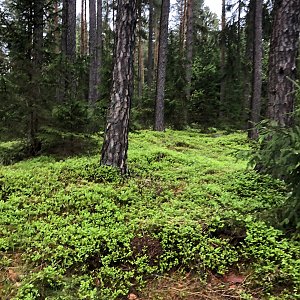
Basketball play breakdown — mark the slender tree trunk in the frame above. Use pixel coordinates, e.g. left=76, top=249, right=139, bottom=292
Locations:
left=96, top=0, right=103, bottom=100
left=248, top=0, right=263, bottom=139
left=54, top=1, right=60, bottom=54
left=29, top=1, right=44, bottom=154
left=61, top=0, right=67, bottom=56
left=183, top=0, right=194, bottom=126
left=220, top=0, right=226, bottom=118
left=267, top=0, right=300, bottom=127
left=179, top=0, right=187, bottom=53
left=81, top=0, right=88, bottom=56
left=81, top=0, right=84, bottom=55
left=153, top=5, right=160, bottom=78
left=154, top=0, right=170, bottom=131
left=101, top=0, right=137, bottom=174
left=89, top=0, right=98, bottom=105
left=147, top=0, right=154, bottom=87
left=137, top=2, right=143, bottom=101
left=243, top=0, right=255, bottom=127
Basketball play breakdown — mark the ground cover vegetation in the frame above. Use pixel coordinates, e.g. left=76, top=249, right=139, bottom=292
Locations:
left=1, top=130, right=299, bottom=299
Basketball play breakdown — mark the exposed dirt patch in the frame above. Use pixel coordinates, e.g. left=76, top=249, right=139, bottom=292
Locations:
left=131, top=235, right=163, bottom=266
left=135, top=270, right=260, bottom=300
left=0, top=252, right=24, bottom=300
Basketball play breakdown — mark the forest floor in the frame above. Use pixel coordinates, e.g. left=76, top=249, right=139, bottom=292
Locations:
left=0, top=130, right=299, bottom=299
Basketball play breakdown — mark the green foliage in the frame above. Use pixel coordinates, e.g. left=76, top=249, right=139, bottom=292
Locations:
left=0, top=140, right=28, bottom=165
left=0, top=130, right=299, bottom=299
left=51, top=100, right=89, bottom=133
left=248, top=120, right=300, bottom=228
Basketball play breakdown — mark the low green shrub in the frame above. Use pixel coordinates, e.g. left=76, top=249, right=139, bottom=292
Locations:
left=0, top=130, right=299, bottom=299
left=248, top=120, right=300, bottom=228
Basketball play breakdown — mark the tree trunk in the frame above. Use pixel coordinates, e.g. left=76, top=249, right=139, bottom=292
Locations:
left=153, top=5, right=160, bottom=78
left=66, top=0, right=76, bottom=62
left=54, top=1, right=60, bottom=54
left=248, top=0, right=263, bottom=139
left=29, top=1, right=44, bottom=154
left=59, top=0, right=76, bottom=102
left=220, top=0, right=226, bottom=118
left=101, top=0, right=137, bottom=174
left=96, top=0, right=103, bottom=100
left=243, top=0, right=255, bottom=127
left=147, top=0, right=154, bottom=87
left=179, top=0, right=187, bottom=54
left=61, top=0, right=67, bottom=56
left=183, top=0, right=194, bottom=126
left=137, top=2, right=143, bottom=101
left=89, top=0, right=98, bottom=105
left=81, top=0, right=88, bottom=56
left=267, top=0, right=300, bottom=127
left=154, top=0, right=170, bottom=131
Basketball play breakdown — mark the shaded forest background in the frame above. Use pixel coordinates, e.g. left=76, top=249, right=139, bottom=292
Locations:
left=1, top=0, right=297, bottom=146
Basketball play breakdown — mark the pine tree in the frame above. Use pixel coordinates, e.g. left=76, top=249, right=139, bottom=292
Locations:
left=183, top=0, right=194, bottom=125
left=154, top=0, right=170, bottom=131
left=89, top=0, right=98, bottom=105
left=101, top=0, right=137, bottom=174
left=267, top=0, right=300, bottom=127
left=248, top=0, right=262, bottom=139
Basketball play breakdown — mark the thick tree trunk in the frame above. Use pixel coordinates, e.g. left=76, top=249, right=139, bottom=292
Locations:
left=248, top=0, right=263, bottom=139
left=59, top=0, right=76, bottom=102
left=183, top=0, right=194, bottom=126
left=101, top=0, right=137, bottom=174
left=66, top=0, right=76, bottom=62
left=89, top=0, right=98, bottom=105
left=154, top=0, right=170, bottom=131
left=267, top=0, right=300, bottom=127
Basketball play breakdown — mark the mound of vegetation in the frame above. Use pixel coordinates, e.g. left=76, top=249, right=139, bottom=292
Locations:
left=0, top=130, right=299, bottom=299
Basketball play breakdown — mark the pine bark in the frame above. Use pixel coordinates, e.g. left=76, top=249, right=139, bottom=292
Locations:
left=154, top=0, right=170, bottom=131
left=153, top=5, right=160, bottom=77
left=183, top=0, right=194, bottom=125
left=137, top=3, right=143, bottom=101
left=89, top=0, right=98, bottom=105
left=243, top=0, right=255, bottom=126
left=81, top=0, right=88, bottom=56
left=61, top=0, right=67, bottom=56
left=220, top=0, right=226, bottom=117
left=66, top=0, right=76, bottom=62
left=267, top=0, right=300, bottom=127
left=248, top=0, right=263, bottom=139
left=101, top=0, right=137, bottom=174
left=96, top=0, right=103, bottom=100
left=54, top=1, right=60, bottom=54
left=147, top=0, right=154, bottom=87
left=179, top=0, right=187, bottom=53
left=29, top=1, right=44, bottom=154
left=59, top=0, right=76, bottom=102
